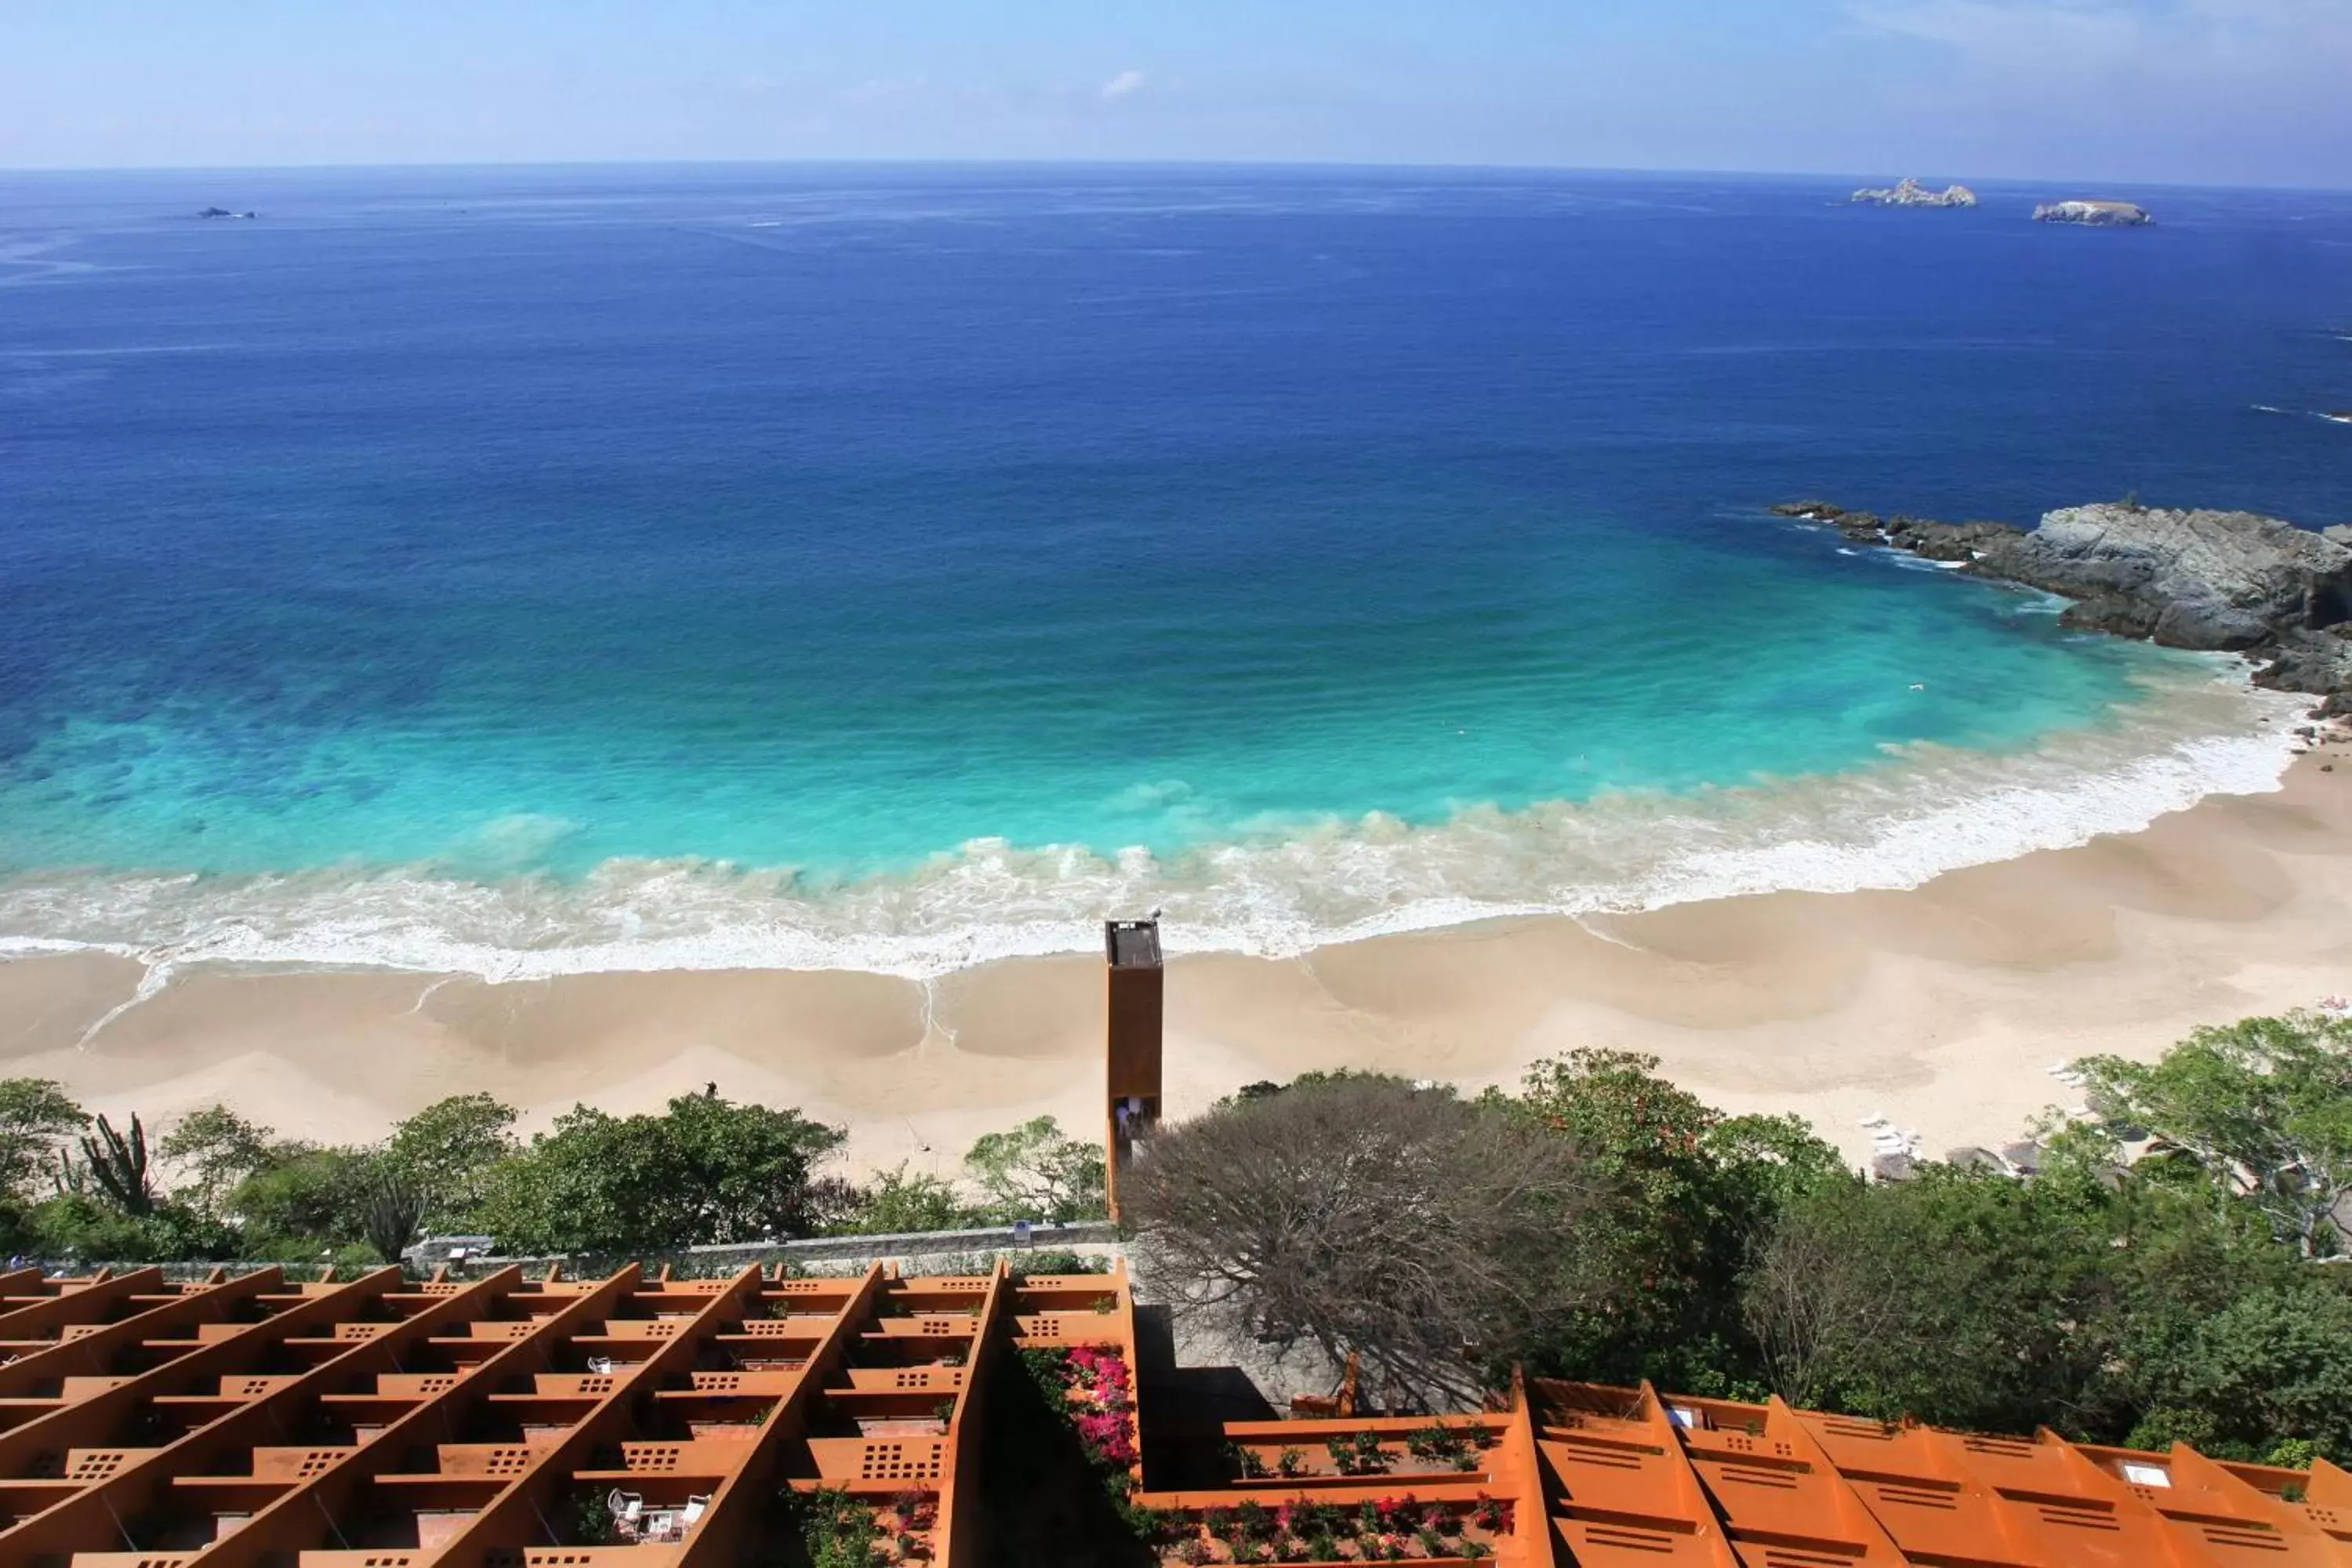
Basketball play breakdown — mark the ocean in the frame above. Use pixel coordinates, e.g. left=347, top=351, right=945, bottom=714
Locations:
left=2, top=164, right=2347, bottom=978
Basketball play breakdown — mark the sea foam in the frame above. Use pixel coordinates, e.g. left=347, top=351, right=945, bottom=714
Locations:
left=0, top=665, right=2311, bottom=984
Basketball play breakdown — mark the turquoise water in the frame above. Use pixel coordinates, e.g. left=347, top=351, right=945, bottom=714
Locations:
left=0, top=166, right=2341, bottom=974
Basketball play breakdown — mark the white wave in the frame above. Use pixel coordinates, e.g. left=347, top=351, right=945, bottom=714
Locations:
left=0, top=343, right=247, bottom=359
left=0, top=663, right=2314, bottom=984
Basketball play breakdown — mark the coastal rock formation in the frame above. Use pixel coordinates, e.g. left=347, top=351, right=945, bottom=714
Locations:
left=1772, top=501, right=2018, bottom=560
left=1984, top=503, right=2352, bottom=651
left=2034, top=200, right=2152, bottom=227
left=1851, top=178, right=1978, bottom=209
left=1772, top=499, right=2352, bottom=708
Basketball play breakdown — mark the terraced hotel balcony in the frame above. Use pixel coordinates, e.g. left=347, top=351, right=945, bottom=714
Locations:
left=4, top=1258, right=2347, bottom=1566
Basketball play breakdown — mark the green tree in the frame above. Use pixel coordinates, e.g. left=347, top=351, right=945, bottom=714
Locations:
left=479, top=1094, right=848, bottom=1255
left=228, top=1145, right=375, bottom=1257
left=2125, top=1279, right=2352, bottom=1462
left=1512, top=1050, right=1842, bottom=1392
left=383, top=1093, right=519, bottom=1230
left=2078, top=1013, right=2352, bottom=1258
left=21, top=1190, right=235, bottom=1264
left=836, top=1163, right=985, bottom=1235
left=158, top=1104, right=280, bottom=1221
left=1740, top=1164, right=2129, bottom=1432
left=964, top=1116, right=1106, bottom=1225
left=0, top=1078, right=87, bottom=1201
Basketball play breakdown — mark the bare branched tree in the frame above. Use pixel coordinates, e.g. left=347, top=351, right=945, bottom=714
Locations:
left=1740, top=1187, right=1905, bottom=1409
left=1121, top=1075, right=1596, bottom=1411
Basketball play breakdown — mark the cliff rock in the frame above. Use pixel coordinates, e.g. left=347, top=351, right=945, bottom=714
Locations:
left=1970, top=504, right=2352, bottom=652
left=1773, top=499, right=2352, bottom=707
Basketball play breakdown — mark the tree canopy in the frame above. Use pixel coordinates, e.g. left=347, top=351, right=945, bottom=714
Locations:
left=0, top=1077, right=86, bottom=1201
left=477, top=1093, right=849, bottom=1256
left=1123, top=1073, right=1596, bottom=1408
left=2078, top=1011, right=2352, bottom=1258
left=1122, top=1029, right=2352, bottom=1461
left=964, top=1116, right=1106, bottom=1225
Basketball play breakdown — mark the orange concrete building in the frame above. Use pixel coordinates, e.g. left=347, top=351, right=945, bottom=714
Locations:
left=3, top=1258, right=2348, bottom=1566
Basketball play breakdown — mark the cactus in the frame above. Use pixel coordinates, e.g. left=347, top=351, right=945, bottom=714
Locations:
left=78, top=1112, right=155, bottom=1215
left=361, top=1163, right=432, bottom=1264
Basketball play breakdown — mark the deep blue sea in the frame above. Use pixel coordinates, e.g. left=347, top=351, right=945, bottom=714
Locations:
left=2, top=165, right=2347, bottom=975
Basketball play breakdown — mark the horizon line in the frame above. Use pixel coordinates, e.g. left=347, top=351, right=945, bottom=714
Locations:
left=3, top=153, right=2347, bottom=197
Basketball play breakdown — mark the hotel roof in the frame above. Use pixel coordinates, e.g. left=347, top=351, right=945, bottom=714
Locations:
left=0, top=1259, right=2343, bottom=1566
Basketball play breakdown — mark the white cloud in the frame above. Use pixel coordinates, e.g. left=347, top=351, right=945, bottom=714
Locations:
left=1099, top=69, right=1147, bottom=101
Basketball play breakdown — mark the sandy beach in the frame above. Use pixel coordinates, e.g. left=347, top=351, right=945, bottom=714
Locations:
left=5, top=750, right=2351, bottom=1177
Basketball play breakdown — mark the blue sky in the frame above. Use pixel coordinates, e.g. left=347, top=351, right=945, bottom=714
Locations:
left=5, top=0, right=2349, bottom=184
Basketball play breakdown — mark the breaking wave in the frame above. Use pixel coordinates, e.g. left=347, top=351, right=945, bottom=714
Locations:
left=0, top=663, right=2314, bottom=983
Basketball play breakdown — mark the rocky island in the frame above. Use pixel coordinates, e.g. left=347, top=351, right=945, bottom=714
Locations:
left=1773, top=499, right=2352, bottom=710
left=1851, top=178, right=1978, bottom=209
left=196, top=205, right=258, bottom=220
left=2034, top=200, right=2151, bottom=227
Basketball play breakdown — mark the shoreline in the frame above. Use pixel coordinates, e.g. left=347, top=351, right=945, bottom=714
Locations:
left=0, top=657, right=2309, bottom=984
left=7, top=748, right=2352, bottom=1176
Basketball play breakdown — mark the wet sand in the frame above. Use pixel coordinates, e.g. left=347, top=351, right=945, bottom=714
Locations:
left=5, top=754, right=2351, bottom=1176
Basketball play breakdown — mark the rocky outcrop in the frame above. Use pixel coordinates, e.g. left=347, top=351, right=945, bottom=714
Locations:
left=1772, top=502, right=2019, bottom=560
left=1773, top=500, right=2352, bottom=709
left=1979, top=504, right=2352, bottom=650
left=2034, top=200, right=2152, bottom=227
left=1851, top=178, right=1979, bottom=209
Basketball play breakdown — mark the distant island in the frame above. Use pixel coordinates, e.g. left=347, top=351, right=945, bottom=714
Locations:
left=197, top=205, right=258, bottom=220
left=2034, top=199, right=2151, bottom=227
left=1850, top=177, right=1977, bottom=209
